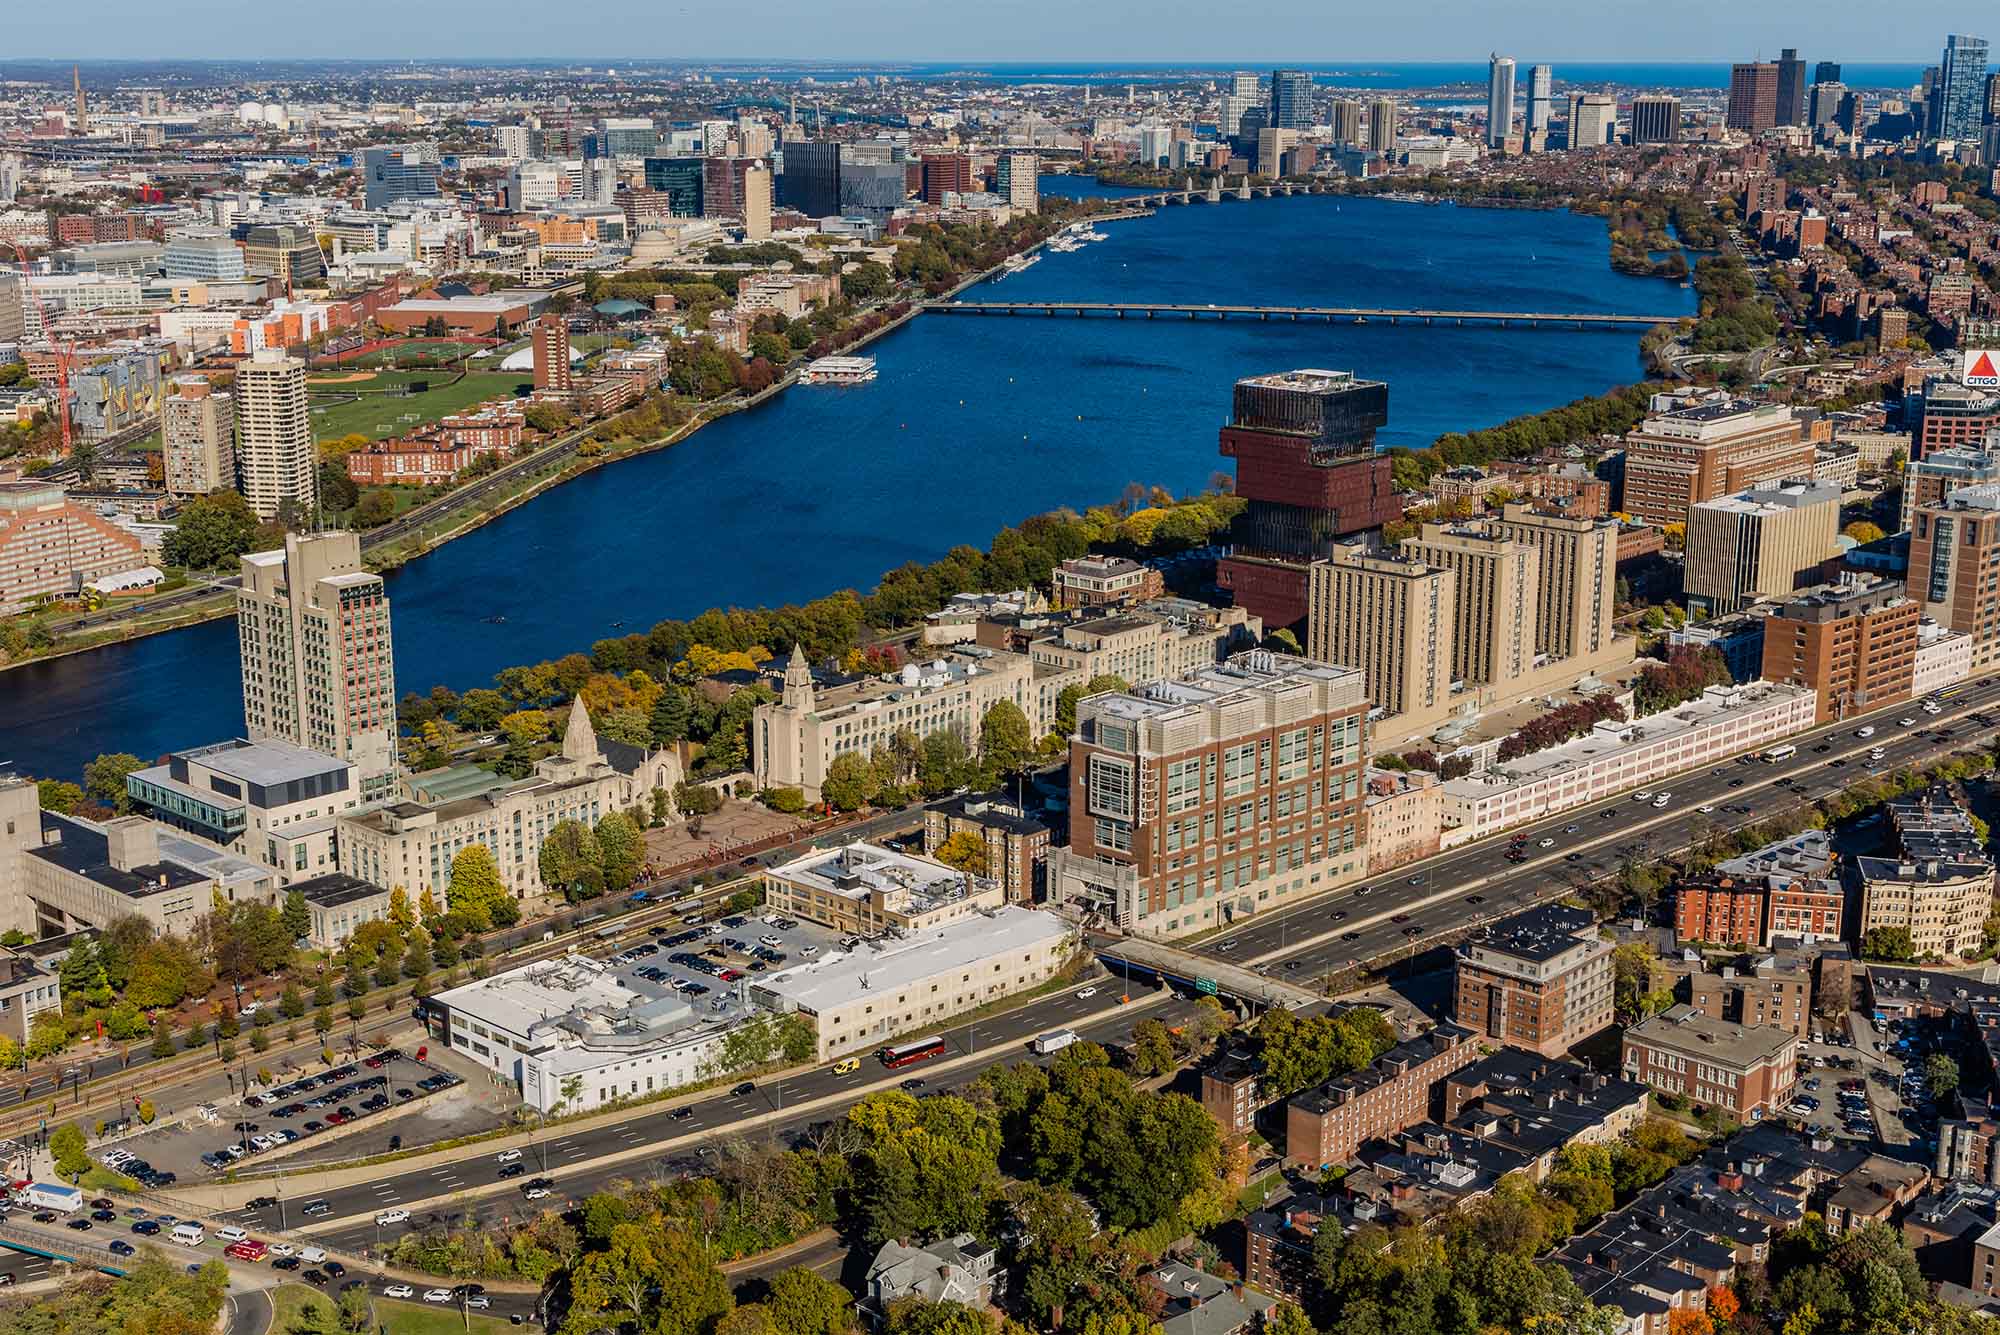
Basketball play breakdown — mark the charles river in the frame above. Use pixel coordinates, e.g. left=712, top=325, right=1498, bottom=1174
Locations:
left=0, top=181, right=1695, bottom=782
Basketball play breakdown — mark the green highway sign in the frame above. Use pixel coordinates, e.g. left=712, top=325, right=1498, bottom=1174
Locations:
left=1195, top=977, right=1218, bottom=996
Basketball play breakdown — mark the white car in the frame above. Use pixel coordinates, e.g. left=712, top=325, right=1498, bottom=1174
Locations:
left=1537, top=837, right=1554, bottom=849
left=524, top=1187, right=551, bottom=1200
left=238, top=1002, right=261, bottom=1017
left=376, top=1208, right=410, bottom=1226
left=496, top=1149, right=522, bottom=1163
left=1632, top=791, right=1652, bottom=802
left=251, top=1134, right=276, bottom=1151
left=758, top=935, right=782, bottom=949
left=1076, top=987, right=1098, bottom=999
left=1855, top=726, right=1875, bottom=738
left=269, top=1243, right=295, bottom=1258
left=468, top=1297, right=492, bottom=1310
left=424, top=1289, right=453, bottom=1303
left=101, top=1151, right=133, bottom=1167
left=801, top=945, right=821, bottom=957
left=1899, top=718, right=1916, bottom=727
left=1697, top=804, right=1715, bottom=814
left=217, top=1226, right=248, bottom=1243
left=1654, top=792, right=1671, bottom=803
left=1652, top=795, right=1670, bottom=808
left=384, top=1285, right=414, bottom=1299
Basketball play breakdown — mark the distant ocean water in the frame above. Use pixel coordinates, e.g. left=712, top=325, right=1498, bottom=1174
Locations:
left=725, top=61, right=1933, bottom=92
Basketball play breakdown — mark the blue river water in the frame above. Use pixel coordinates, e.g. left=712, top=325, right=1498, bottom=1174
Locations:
left=0, top=187, right=1693, bottom=782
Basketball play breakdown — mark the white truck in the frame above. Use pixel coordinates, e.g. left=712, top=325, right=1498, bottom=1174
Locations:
left=1032, top=1029, right=1080, bottom=1055
left=21, top=1182, right=82, bottom=1213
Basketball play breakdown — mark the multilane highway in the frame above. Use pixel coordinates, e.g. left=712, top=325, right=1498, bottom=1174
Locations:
left=185, top=679, right=2000, bottom=1259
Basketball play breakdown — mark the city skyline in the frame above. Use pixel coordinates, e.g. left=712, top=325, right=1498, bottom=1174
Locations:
left=7, top=1, right=1997, bottom=63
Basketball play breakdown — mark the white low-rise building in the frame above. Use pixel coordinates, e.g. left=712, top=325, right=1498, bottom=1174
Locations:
left=752, top=905, right=1078, bottom=1062
left=1913, top=619, right=1975, bottom=697
left=1438, top=682, right=1818, bottom=845
left=429, top=953, right=737, bottom=1113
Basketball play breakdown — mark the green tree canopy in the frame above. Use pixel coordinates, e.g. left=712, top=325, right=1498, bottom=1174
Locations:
left=449, top=843, right=514, bottom=931
left=595, top=811, right=645, bottom=892
left=540, top=819, right=604, bottom=901
left=163, top=490, right=261, bottom=569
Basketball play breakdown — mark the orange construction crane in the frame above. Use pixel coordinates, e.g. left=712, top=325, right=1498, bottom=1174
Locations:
left=15, top=263, right=76, bottom=455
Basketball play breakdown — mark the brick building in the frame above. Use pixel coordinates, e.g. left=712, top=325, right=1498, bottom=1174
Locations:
left=0, top=481, right=149, bottom=614
left=1620, top=397, right=1816, bottom=526
left=1620, top=1004, right=1799, bottom=1120
left=1675, top=830, right=1842, bottom=947
left=920, top=794, right=1051, bottom=906
left=1453, top=903, right=1615, bottom=1058
left=1759, top=577, right=1920, bottom=723
left=1285, top=1024, right=1478, bottom=1170
left=1686, top=956, right=1815, bottom=1041
left=1050, top=554, right=1165, bottom=609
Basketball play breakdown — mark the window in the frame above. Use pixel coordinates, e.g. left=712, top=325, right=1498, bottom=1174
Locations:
left=1222, top=743, right=1258, bottom=797
left=1165, top=757, right=1202, bottom=813
left=1087, top=754, right=1136, bottom=821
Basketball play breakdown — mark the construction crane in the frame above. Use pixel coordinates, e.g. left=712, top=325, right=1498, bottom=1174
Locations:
left=15, top=262, right=76, bottom=455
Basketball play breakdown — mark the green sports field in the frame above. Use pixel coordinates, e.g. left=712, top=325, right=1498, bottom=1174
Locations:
left=309, top=370, right=526, bottom=441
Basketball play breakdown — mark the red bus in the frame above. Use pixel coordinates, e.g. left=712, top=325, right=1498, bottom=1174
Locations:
left=880, top=1037, right=947, bottom=1069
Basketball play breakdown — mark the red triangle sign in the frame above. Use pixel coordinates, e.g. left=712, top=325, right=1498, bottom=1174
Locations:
left=1973, top=352, right=1999, bottom=381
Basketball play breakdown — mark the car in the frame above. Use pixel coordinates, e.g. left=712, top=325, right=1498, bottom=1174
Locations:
left=385, top=1285, right=415, bottom=1299
left=524, top=1187, right=551, bottom=1200
left=1331, top=909, right=1348, bottom=921
left=425, top=1290, right=454, bottom=1303
left=132, top=1220, right=160, bottom=1235
left=1406, top=874, right=1424, bottom=885
left=218, top=1226, right=248, bottom=1243
left=497, top=1149, right=523, bottom=1163
left=396, top=1088, right=415, bottom=1101
left=1341, top=931, right=1360, bottom=941
left=1355, top=885, right=1373, bottom=896
left=1900, top=718, right=1916, bottom=727
left=66, top=1219, right=93, bottom=1231
left=32, top=1212, right=53, bottom=1224
left=270, top=1243, right=295, bottom=1258
left=499, top=1163, right=526, bottom=1179
left=1403, top=926, right=1422, bottom=936
left=376, top=1209, right=410, bottom=1226
left=468, top=1297, right=492, bottom=1310
left=672, top=1106, right=695, bottom=1120
left=325, top=1262, right=346, bottom=1278
left=1697, top=804, right=1715, bottom=814
left=1601, top=809, right=1618, bottom=818
left=1565, top=852, right=1583, bottom=862
left=246, top=1196, right=276, bottom=1210
left=732, top=1081, right=757, bottom=1096
left=1813, top=743, right=1832, bottom=753
left=1465, top=894, right=1485, bottom=904
left=303, top=1200, right=332, bottom=1217
left=1076, top=987, right=1097, bottom=999
left=108, top=1240, right=135, bottom=1257
left=1633, top=791, right=1652, bottom=802
left=91, top=1208, right=115, bottom=1221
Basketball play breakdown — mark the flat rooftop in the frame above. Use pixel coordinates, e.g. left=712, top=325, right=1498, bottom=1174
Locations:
left=754, top=906, right=1071, bottom=1014
left=1625, top=1003, right=1797, bottom=1068
left=163, top=737, right=348, bottom=788
left=1465, top=902, right=1600, bottom=965
left=295, top=873, right=387, bottom=908
left=770, top=842, right=990, bottom=907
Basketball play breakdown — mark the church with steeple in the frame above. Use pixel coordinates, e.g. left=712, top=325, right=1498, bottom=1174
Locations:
left=335, top=695, right=684, bottom=903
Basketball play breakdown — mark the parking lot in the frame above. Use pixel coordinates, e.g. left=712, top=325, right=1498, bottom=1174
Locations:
left=1777, top=1015, right=1952, bottom=1157
left=595, top=909, right=846, bottom=1017
left=100, top=1050, right=460, bottom=1183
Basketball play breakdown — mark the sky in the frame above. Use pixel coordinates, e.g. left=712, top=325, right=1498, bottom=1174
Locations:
left=11, top=0, right=1997, bottom=64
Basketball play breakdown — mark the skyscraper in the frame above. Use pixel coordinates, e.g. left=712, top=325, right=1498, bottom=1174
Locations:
left=641, top=157, right=705, bottom=216
left=1527, top=64, right=1555, bottom=137
left=1728, top=62, right=1780, bottom=131
left=532, top=314, right=571, bottom=393
left=1808, top=82, right=1847, bottom=131
left=1219, top=71, right=1261, bottom=143
left=1330, top=100, right=1363, bottom=147
left=360, top=146, right=440, bottom=209
left=1401, top=523, right=1541, bottom=688
left=1307, top=545, right=1455, bottom=724
left=741, top=161, right=772, bottom=240
left=1813, top=61, right=1842, bottom=86
left=780, top=140, right=841, bottom=219
left=1933, top=34, right=1991, bottom=141
left=996, top=152, right=1039, bottom=211
left=1215, top=369, right=1401, bottom=630
left=1630, top=95, right=1683, bottom=145
left=1487, top=55, right=1517, bottom=147
left=1566, top=93, right=1618, bottom=149
left=235, top=348, right=315, bottom=523
left=238, top=532, right=398, bottom=800
left=162, top=375, right=235, bottom=500
left=1366, top=98, right=1399, bottom=154
left=1270, top=69, right=1314, bottom=130
left=919, top=152, right=973, bottom=204
left=1775, top=48, right=1808, bottom=126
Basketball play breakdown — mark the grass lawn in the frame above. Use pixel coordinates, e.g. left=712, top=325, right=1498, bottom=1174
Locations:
left=341, top=340, right=490, bottom=369
left=309, top=372, right=526, bottom=441
left=271, top=1283, right=336, bottom=1334
left=376, top=1298, right=518, bottom=1335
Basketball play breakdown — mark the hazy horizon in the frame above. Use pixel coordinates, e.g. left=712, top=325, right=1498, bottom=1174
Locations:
left=8, top=0, right=1992, bottom=65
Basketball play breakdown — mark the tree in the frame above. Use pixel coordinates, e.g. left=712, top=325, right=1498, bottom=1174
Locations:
left=317, top=460, right=360, bottom=514
left=595, top=811, right=645, bottom=892
left=449, top=844, right=513, bottom=930
left=918, top=730, right=971, bottom=797
left=280, top=984, right=306, bottom=1019
left=1926, top=1052, right=1961, bottom=1100
left=765, top=1268, right=854, bottom=1335
left=1128, top=1019, right=1177, bottom=1076
left=822, top=751, right=876, bottom=813
left=83, top=752, right=143, bottom=811
left=650, top=686, right=693, bottom=747
left=388, top=886, right=415, bottom=932
left=1054, top=674, right=1129, bottom=738
left=540, top=819, right=604, bottom=900
left=282, top=889, right=310, bottom=942
left=1862, top=926, right=1917, bottom=962
left=676, top=781, right=723, bottom=836
left=163, top=490, right=259, bottom=569
left=977, top=700, right=1033, bottom=777
left=50, top=1123, right=89, bottom=1179
left=36, top=779, right=85, bottom=813
left=1843, top=520, right=1886, bottom=544
left=353, top=489, right=398, bottom=528
left=933, top=830, right=989, bottom=876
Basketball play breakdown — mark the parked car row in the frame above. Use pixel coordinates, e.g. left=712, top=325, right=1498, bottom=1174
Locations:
left=97, top=1148, right=177, bottom=1189
left=201, top=1062, right=460, bottom=1169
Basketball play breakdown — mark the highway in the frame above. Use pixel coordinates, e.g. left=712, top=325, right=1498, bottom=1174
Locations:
left=190, top=676, right=2000, bottom=1261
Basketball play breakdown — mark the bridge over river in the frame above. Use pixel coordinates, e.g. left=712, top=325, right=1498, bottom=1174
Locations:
left=923, top=301, right=1683, bottom=329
